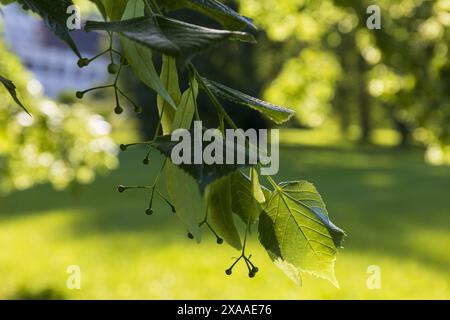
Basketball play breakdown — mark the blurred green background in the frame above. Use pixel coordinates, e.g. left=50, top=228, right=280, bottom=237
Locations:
left=0, top=0, right=449, bottom=299
left=1, top=143, right=449, bottom=299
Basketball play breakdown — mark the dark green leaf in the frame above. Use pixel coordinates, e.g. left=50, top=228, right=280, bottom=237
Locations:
left=85, top=15, right=256, bottom=60
left=21, top=0, right=81, bottom=57
left=156, top=0, right=256, bottom=31
left=259, top=181, right=346, bottom=286
left=201, top=78, right=295, bottom=124
left=0, top=0, right=16, bottom=5
left=0, top=75, right=30, bottom=115
left=150, top=131, right=252, bottom=193
left=206, top=176, right=242, bottom=249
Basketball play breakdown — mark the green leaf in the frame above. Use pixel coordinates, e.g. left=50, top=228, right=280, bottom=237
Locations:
left=150, top=131, right=252, bottom=193
left=259, top=181, right=346, bottom=287
left=251, top=167, right=265, bottom=204
left=0, top=75, right=30, bottom=115
left=120, top=0, right=176, bottom=109
left=21, top=0, right=81, bottom=57
left=158, top=55, right=182, bottom=135
left=166, top=162, right=203, bottom=241
left=201, top=78, right=295, bottom=124
left=206, top=176, right=242, bottom=250
left=85, top=15, right=256, bottom=60
left=89, top=0, right=107, bottom=19
left=0, top=0, right=16, bottom=5
left=99, top=0, right=128, bottom=20
left=230, top=171, right=262, bottom=226
left=156, top=0, right=256, bottom=31
left=172, top=77, right=198, bottom=130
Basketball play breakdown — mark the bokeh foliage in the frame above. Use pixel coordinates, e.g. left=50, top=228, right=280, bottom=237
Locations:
left=239, top=0, right=450, bottom=164
left=0, top=38, right=135, bottom=192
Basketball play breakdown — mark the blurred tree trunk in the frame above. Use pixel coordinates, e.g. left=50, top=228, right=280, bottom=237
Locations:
left=334, top=86, right=351, bottom=136
left=358, top=55, right=371, bottom=143
left=387, top=104, right=412, bottom=147
left=394, top=117, right=412, bottom=147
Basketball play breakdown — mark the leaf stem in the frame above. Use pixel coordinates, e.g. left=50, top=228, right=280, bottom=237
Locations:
left=188, top=63, right=239, bottom=131
left=266, top=175, right=278, bottom=190
left=148, top=0, right=163, bottom=14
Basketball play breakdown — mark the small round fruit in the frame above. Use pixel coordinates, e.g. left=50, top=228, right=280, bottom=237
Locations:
left=248, top=272, right=255, bottom=278
left=217, top=238, right=224, bottom=245
left=187, top=232, right=194, bottom=239
left=108, top=63, right=119, bottom=74
left=75, top=91, right=84, bottom=99
left=225, top=269, right=232, bottom=276
left=114, top=106, right=123, bottom=115
left=77, top=58, right=89, bottom=68
left=145, top=208, right=153, bottom=215
left=118, top=185, right=126, bottom=193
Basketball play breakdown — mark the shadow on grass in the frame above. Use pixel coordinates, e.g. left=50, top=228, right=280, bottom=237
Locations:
left=1, top=146, right=449, bottom=274
left=8, top=287, right=66, bottom=300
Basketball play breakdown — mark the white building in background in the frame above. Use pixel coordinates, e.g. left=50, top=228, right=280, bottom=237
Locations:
left=2, top=3, right=108, bottom=98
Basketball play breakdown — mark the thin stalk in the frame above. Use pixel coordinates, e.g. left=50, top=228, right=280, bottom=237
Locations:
left=188, top=63, right=239, bottom=131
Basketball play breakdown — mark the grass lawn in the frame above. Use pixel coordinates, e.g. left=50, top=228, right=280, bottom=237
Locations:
left=0, top=141, right=449, bottom=299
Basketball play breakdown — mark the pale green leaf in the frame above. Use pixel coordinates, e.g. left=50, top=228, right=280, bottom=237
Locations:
left=157, top=55, right=181, bottom=134
left=166, top=162, right=203, bottom=241
left=89, top=0, right=107, bottom=19
left=101, top=0, right=128, bottom=20
left=120, top=0, right=176, bottom=109
left=230, top=171, right=261, bottom=226
left=251, top=167, right=265, bottom=204
left=172, top=77, right=198, bottom=130
left=259, top=181, right=345, bottom=286
left=206, top=176, right=242, bottom=250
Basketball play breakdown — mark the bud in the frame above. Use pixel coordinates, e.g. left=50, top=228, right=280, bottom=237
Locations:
left=120, top=144, right=128, bottom=151
left=77, top=58, right=90, bottom=68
